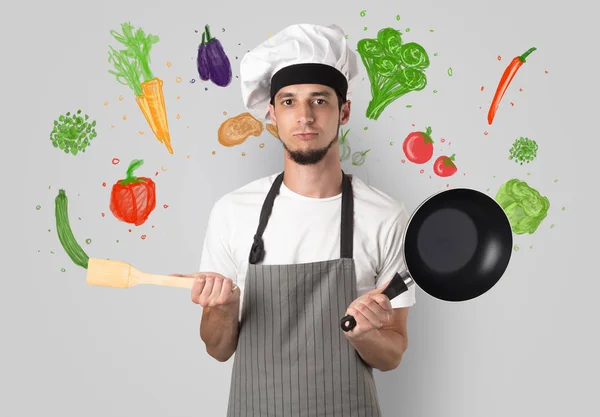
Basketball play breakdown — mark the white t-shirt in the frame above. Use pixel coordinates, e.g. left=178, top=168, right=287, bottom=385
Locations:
left=198, top=172, right=416, bottom=320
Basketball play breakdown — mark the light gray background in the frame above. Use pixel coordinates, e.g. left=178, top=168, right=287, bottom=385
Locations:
left=4, top=0, right=599, bottom=416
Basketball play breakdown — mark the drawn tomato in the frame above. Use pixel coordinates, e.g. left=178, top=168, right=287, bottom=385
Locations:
left=402, top=126, right=434, bottom=164
left=109, top=159, right=156, bottom=226
left=433, top=154, right=458, bottom=177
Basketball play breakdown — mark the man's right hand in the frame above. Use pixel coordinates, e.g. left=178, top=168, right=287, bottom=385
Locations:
left=171, top=272, right=240, bottom=307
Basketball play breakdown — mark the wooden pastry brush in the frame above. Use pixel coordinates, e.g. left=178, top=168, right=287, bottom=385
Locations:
left=86, top=258, right=238, bottom=290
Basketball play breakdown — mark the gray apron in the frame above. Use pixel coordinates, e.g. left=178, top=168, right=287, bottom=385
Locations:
left=226, top=171, right=382, bottom=417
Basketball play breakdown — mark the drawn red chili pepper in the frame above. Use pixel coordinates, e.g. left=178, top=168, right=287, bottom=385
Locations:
left=487, top=47, right=536, bottom=125
left=109, top=159, right=156, bottom=226
left=433, top=154, right=458, bottom=177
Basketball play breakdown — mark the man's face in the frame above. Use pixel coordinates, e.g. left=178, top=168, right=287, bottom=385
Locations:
left=268, top=84, right=351, bottom=165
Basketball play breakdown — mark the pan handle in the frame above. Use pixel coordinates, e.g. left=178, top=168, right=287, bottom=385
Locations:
left=341, top=271, right=414, bottom=332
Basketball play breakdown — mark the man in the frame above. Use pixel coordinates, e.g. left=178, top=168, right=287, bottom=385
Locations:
left=176, top=23, right=416, bottom=416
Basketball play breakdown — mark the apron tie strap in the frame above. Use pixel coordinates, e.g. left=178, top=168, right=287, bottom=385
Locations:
left=249, top=234, right=265, bottom=264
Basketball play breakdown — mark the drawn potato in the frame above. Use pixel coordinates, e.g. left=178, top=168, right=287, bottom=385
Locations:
left=266, top=123, right=279, bottom=138
left=218, top=112, right=264, bottom=147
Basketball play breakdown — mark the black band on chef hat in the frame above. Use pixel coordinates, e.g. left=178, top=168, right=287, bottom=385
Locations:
left=269, top=63, right=348, bottom=104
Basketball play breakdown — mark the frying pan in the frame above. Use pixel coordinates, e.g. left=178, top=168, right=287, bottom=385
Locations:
left=341, top=187, right=513, bottom=332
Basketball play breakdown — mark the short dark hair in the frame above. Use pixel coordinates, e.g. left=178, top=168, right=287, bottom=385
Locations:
left=336, top=92, right=347, bottom=111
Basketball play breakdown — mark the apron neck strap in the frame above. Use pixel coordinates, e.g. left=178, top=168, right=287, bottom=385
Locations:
left=249, top=170, right=354, bottom=264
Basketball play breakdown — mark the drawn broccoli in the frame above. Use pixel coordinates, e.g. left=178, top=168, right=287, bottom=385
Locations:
left=357, top=28, right=429, bottom=120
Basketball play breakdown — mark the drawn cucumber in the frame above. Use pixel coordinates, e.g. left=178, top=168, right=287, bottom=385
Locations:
left=55, top=189, right=89, bottom=269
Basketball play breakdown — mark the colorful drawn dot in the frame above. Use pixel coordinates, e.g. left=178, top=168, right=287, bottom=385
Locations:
left=562, top=207, right=566, bottom=211
left=163, top=204, right=169, bottom=209
left=152, top=225, right=155, bottom=228
left=433, top=90, right=438, bottom=93
left=554, top=179, right=559, bottom=182
left=550, top=224, right=555, bottom=229
left=176, top=76, right=182, bottom=83
left=101, top=213, right=105, bottom=217
left=430, top=29, right=434, bottom=32
left=110, top=125, right=115, bottom=128
left=61, top=268, right=66, bottom=272
left=510, top=102, right=514, bottom=106
left=50, top=250, right=55, bottom=254
left=187, top=155, right=190, bottom=158
left=484, top=131, right=489, bottom=135
left=85, top=238, right=92, bottom=244
left=447, top=68, right=453, bottom=76
left=139, top=131, right=144, bottom=135
left=190, top=79, right=196, bottom=83
left=259, top=143, right=265, bottom=148
left=241, top=152, right=246, bottom=156
left=212, top=151, right=216, bottom=155
left=401, top=159, right=405, bottom=163
left=481, top=86, right=484, bottom=91
left=406, top=104, right=412, bottom=108
left=360, top=10, right=366, bottom=16
left=177, top=96, right=181, bottom=100
left=497, top=55, right=502, bottom=61
left=116, top=240, right=119, bottom=243
left=441, top=138, right=446, bottom=143
left=122, top=115, right=127, bottom=120
left=141, top=234, right=147, bottom=240
left=112, top=158, right=120, bottom=165
left=545, top=70, right=548, bottom=74
left=363, top=27, right=368, bottom=31
left=155, top=172, right=159, bottom=176
left=166, top=61, right=172, bottom=67
left=119, top=95, right=124, bottom=101
left=223, top=111, right=228, bottom=115
left=405, top=28, right=411, bottom=32
left=176, top=114, right=181, bottom=119
left=514, top=245, right=519, bottom=251
left=128, top=229, right=132, bottom=233
left=486, top=188, right=490, bottom=192
left=104, top=101, right=108, bottom=106
left=420, top=169, right=424, bottom=174
left=390, top=142, right=394, bottom=146
left=396, top=15, right=401, bottom=20
left=434, top=52, right=438, bottom=56
left=519, top=88, right=523, bottom=92
left=36, top=205, right=41, bottom=210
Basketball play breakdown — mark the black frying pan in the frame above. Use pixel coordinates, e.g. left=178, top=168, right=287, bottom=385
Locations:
left=341, top=187, right=513, bottom=332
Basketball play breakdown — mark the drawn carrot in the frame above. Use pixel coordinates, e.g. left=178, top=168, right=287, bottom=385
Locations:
left=487, top=47, right=536, bottom=125
left=108, top=22, right=173, bottom=154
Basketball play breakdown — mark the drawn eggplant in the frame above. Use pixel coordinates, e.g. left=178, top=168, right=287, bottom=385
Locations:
left=196, top=32, right=210, bottom=81
left=196, top=24, right=232, bottom=87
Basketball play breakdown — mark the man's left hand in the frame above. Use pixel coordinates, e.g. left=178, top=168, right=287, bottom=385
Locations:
left=343, top=281, right=393, bottom=341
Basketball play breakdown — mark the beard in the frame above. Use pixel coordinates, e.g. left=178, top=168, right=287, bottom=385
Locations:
left=280, top=119, right=341, bottom=165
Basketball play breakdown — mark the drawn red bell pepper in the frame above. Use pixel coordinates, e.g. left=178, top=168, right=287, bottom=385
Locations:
left=109, top=159, right=156, bottom=226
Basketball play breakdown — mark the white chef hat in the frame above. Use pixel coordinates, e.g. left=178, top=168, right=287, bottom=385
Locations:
left=240, top=23, right=359, bottom=123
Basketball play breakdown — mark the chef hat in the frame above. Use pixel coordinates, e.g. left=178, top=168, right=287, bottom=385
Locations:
left=240, top=23, right=359, bottom=123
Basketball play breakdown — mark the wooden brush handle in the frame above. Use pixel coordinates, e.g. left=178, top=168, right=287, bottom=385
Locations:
left=138, top=274, right=197, bottom=289
left=137, top=273, right=239, bottom=291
